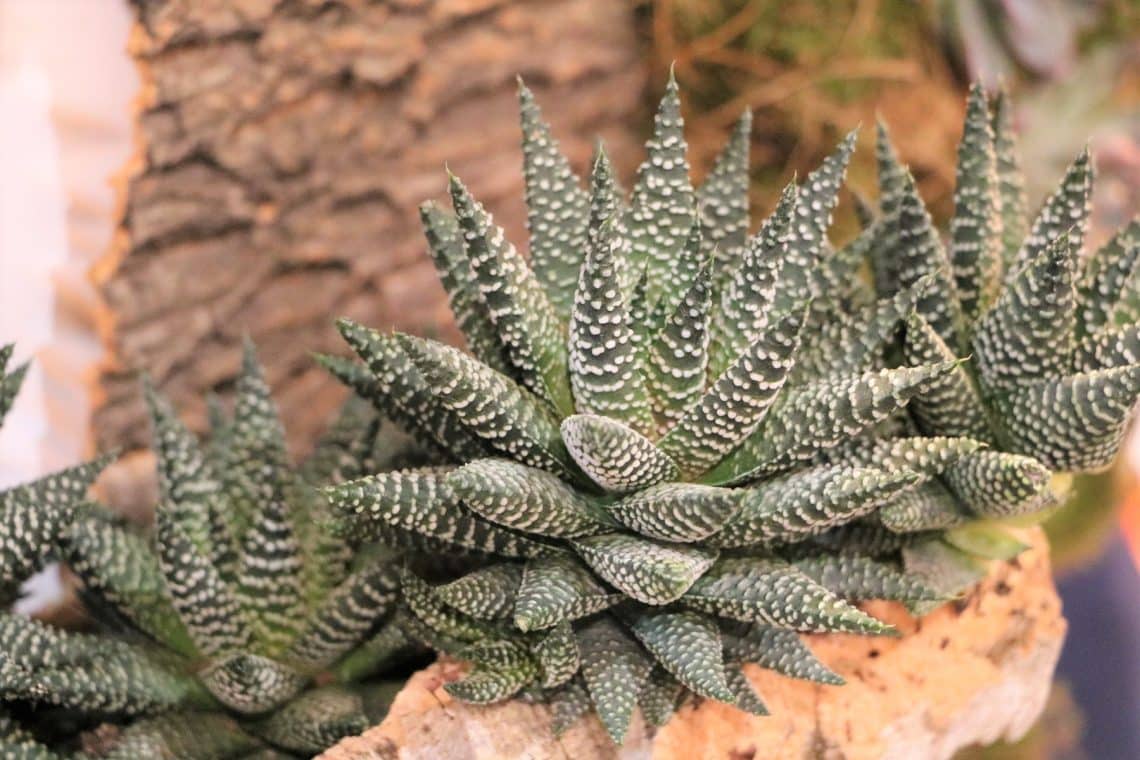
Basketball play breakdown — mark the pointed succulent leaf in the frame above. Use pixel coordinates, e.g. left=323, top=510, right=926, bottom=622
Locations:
left=1009, top=147, right=1092, bottom=279
left=550, top=680, right=593, bottom=737
left=154, top=506, right=251, bottom=657
left=942, top=524, right=1029, bottom=560
left=992, top=363, right=1140, bottom=470
left=96, top=712, right=260, bottom=760
left=420, top=202, right=510, bottom=373
left=568, top=177, right=655, bottom=432
left=709, top=182, right=793, bottom=377
left=198, top=651, right=306, bottom=714
left=572, top=533, right=716, bottom=605
left=683, top=557, right=893, bottom=634
left=608, top=483, right=744, bottom=543
left=576, top=616, right=654, bottom=744
left=660, top=306, right=804, bottom=478
left=775, top=130, right=857, bottom=311
left=1076, top=321, right=1140, bottom=372
left=974, top=232, right=1077, bottom=388
left=629, top=609, right=733, bottom=702
left=720, top=623, right=843, bottom=685
left=450, top=174, right=574, bottom=415
left=400, top=569, right=498, bottom=644
left=518, top=80, right=589, bottom=318
left=285, top=562, right=401, bottom=672
left=638, top=667, right=683, bottom=726
left=832, top=435, right=984, bottom=477
left=62, top=517, right=197, bottom=657
left=811, top=521, right=929, bottom=557
left=0, top=346, right=28, bottom=426
left=903, top=312, right=992, bottom=440
left=447, top=640, right=540, bottom=704
left=991, top=90, right=1029, bottom=270
left=879, top=480, right=972, bottom=533
left=401, top=335, right=575, bottom=477
left=698, top=109, right=751, bottom=271
left=902, top=538, right=988, bottom=599
left=561, top=414, right=679, bottom=493
left=627, top=72, right=695, bottom=306
left=870, top=120, right=908, bottom=295
left=333, top=620, right=409, bottom=683
left=325, top=468, right=556, bottom=559
left=950, top=84, right=1002, bottom=321
left=645, top=261, right=713, bottom=435
left=434, top=563, right=523, bottom=620
left=1077, top=219, right=1140, bottom=337
left=711, top=465, right=920, bottom=548
left=253, top=686, right=369, bottom=755
left=706, top=361, right=959, bottom=484
left=448, top=459, right=612, bottom=538
left=724, top=665, right=768, bottom=715
left=942, top=450, right=1052, bottom=519
left=793, top=554, right=941, bottom=602
left=533, top=622, right=580, bottom=688
left=514, top=555, right=621, bottom=632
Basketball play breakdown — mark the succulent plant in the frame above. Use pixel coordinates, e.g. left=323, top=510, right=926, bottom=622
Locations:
left=315, top=75, right=1112, bottom=744
left=0, top=346, right=111, bottom=609
left=0, top=346, right=412, bottom=758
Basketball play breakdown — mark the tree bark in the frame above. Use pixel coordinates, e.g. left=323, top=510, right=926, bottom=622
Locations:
left=94, top=0, right=645, bottom=462
left=321, top=528, right=1066, bottom=760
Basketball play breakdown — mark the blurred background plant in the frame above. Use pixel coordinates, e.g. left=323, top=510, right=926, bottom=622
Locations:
left=640, top=1, right=1140, bottom=756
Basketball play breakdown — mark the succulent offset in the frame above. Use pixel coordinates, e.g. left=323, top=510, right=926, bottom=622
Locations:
left=0, top=346, right=413, bottom=758
left=318, top=75, right=1140, bottom=744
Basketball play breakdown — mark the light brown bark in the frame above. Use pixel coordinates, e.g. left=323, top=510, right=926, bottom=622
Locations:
left=321, top=528, right=1065, bottom=760
left=95, top=0, right=645, bottom=465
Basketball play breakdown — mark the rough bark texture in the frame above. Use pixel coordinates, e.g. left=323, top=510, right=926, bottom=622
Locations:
left=94, top=0, right=645, bottom=458
left=321, top=528, right=1065, bottom=760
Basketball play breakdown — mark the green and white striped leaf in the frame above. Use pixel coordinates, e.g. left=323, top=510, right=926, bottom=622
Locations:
left=608, top=483, right=743, bottom=543
left=991, top=90, right=1029, bottom=272
left=253, top=686, right=369, bottom=755
left=720, top=623, right=843, bottom=685
left=447, top=640, right=539, bottom=704
left=561, top=414, right=679, bottom=493
left=550, top=680, right=593, bottom=737
left=1007, top=147, right=1091, bottom=281
left=870, top=120, right=908, bottom=295
left=683, top=557, right=892, bottom=634
left=514, top=555, right=621, bottom=632
left=724, top=665, right=768, bottom=715
left=793, top=554, right=941, bottom=602
left=638, top=667, right=683, bottom=726
left=698, top=109, right=752, bottom=273
left=942, top=450, right=1051, bottom=519
left=572, top=533, right=717, bottom=606
left=576, top=616, right=654, bottom=744
left=1077, top=219, right=1140, bottom=337
left=533, top=622, right=580, bottom=688
left=645, top=260, right=713, bottom=436
left=878, top=480, right=972, bottom=533
left=903, top=312, right=992, bottom=440
left=450, top=174, right=574, bottom=415
left=629, top=609, right=733, bottom=702
left=434, top=563, right=523, bottom=620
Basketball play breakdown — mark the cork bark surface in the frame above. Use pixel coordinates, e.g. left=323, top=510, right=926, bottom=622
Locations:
left=321, top=528, right=1065, bottom=760
left=94, top=0, right=645, bottom=456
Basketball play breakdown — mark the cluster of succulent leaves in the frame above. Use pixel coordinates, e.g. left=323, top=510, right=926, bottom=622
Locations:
left=319, top=75, right=1140, bottom=745
left=1, top=346, right=422, bottom=759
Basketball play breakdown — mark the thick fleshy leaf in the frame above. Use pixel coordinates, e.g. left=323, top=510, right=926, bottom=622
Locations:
left=434, top=563, right=523, bottom=620
left=335, top=321, right=487, bottom=461
left=561, top=414, right=679, bottom=493
left=447, top=640, right=539, bottom=704
left=513, top=555, right=621, bottom=632
left=943, top=524, right=1029, bottom=560
left=645, top=261, right=713, bottom=436
left=533, top=622, right=580, bottom=688
left=659, top=306, right=804, bottom=478
left=568, top=156, right=655, bottom=433
left=518, top=80, right=589, bottom=318
left=572, top=533, right=717, bottom=605
left=698, top=109, right=752, bottom=273
left=992, top=364, right=1140, bottom=470
left=991, top=90, right=1029, bottom=272
left=710, top=465, right=920, bottom=548
left=1076, top=322, right=1140, bottom=372
left=154, top=507, right=251, bottom=657
left=870, top=121, right=908, bottom=295
left=285, top=563, right=401, bottom=672
left=420, top=202, right=509, bottom=372
left=793, top=554, right=941, bottom=602
left=629, top=609, right=733, bottom=702
left=236, top=481, right=305, bottom=654
left=942, top=450, right=1052, bottom=518
left=627, top=72, right=695, bottom=306
left=550, top=680, right=593, bottom=737
left=879, top=480, right=972, bottom=533
left=720, top=623, right=843, bottom=685
left=448, top=459, right=612, bottom=538
left=576, top=616, right=654, bottom=744
left=1008, top=147, right=1091, bottom=280
left=608, top=483, right=743, bottom=543
left=683, top=557, right=893, bottom=634
left=903, top=312, right=992, bottom=440
left=99, top=712, right=258, bottom=760
left=639, top=667, right=683, bottom=726
left=401, top=335, right=575, bottom=477
left=400, top=569, right=498, bottom=644
left=950, top=84, right=1002, bottom=321
left=0, top=345, right=28, bottom=426
left=325, top=467, right=556, bottom=559
left=705, top=362, right=959, bottom=484
left=709, top=182, right=794, bottom=377
left=253, top=686, right=369, bottom=754
left=724, top=665, right=768, bottom=715
left=974, top=233, right=1077, bottom=389
left=198, top=651, right=305, bottom=714
left=902, top=538, right=987, bottom=599
left=450, top=174, right=574, bottom=415
left=1077, top=219, right=1140, bottom=337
